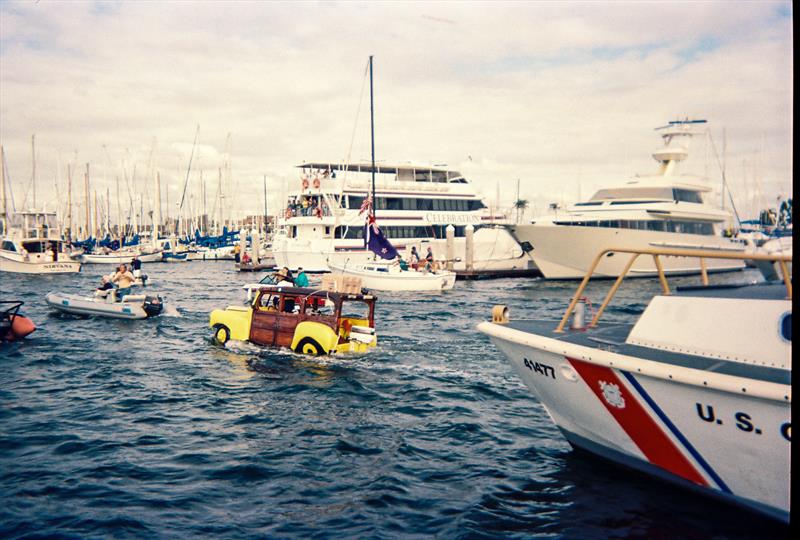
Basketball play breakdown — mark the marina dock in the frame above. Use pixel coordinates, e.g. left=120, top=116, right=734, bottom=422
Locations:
left=455, top=267, right=542, bottom=280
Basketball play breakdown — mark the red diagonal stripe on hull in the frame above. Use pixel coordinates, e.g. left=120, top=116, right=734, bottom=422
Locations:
left=568, top=358, right=708, bottom=487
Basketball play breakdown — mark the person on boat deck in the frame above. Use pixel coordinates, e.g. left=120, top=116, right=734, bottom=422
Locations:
left=393, top=256, right=409, bottom=271
left=112, top=264, right=136, bottom=301
left=272, top=267, right=294, bottom=285
left=424, top=246, right=438, bottom=272
left=233, top=244, right=241, bottom=263
left=50, top=242, right=59, bottom=262
left=241, top=251, right=252, bottom=265
left=131, top=256, right=142, bottom=277
left=294, top=267, right=309, bottom=287
left=301, top=197, right=310, bottom=215
left=409, top=246, right=420, bottom=269
left=96, top=275, right=114, bottom=292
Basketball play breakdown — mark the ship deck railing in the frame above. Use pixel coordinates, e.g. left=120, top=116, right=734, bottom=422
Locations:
left=554, top=247, right=793, bottom=333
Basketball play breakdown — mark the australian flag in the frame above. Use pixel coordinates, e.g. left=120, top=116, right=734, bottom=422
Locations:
left=364, top=217, right=398, bottom=260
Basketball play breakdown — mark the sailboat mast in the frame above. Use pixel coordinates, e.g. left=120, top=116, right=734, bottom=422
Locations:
left=31, top=134, right=36, bottom=209
left=106, top=187, right=111, bottom=236
left=94, top=191, right=99, bottom=238
left=66, top=164, right=72, bottom=241
left=1, top=146, right=7, bottom=233
left=369, top=55, right=376, bottom=219
left=155, top=171, right=162, bottom=241
left=263, top=174, right=268, bottom=235
left=84, top=164, right=90, bottom=239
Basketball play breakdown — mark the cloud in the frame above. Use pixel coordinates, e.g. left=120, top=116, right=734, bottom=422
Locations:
left=0, top=0, right=792, bottom=222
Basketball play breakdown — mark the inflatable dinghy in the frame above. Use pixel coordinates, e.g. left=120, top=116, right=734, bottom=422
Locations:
left=45, top=290, right=163, bottom=319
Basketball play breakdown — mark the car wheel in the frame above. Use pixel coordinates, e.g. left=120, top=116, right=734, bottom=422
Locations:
left=214, top=324, right=230, bottom=345
left=295, top=337, right=325, bottom=356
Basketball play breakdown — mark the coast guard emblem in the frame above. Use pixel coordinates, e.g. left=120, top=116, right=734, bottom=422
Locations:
left=599, top=381, right=625, bottom=409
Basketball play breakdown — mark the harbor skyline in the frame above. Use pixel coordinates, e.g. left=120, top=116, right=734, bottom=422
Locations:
left=0, top=0, right=793, bottom=221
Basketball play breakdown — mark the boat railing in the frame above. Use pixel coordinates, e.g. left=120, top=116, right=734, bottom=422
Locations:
left=554, top=247, right=793, bottom=333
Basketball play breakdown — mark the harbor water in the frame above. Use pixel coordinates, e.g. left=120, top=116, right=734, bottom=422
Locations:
left=0, top=262, right=789, bottom=538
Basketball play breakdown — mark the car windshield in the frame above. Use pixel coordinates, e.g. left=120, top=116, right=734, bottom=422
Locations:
left=340, top=300, right=371, bottom=321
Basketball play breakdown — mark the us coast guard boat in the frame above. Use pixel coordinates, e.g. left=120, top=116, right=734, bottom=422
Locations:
left=478, top=247, right=791, bottom=522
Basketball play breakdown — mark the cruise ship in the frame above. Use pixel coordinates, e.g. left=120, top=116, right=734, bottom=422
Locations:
left=510, top=119, right=747, bottom=279
left=271, top=162, right=530, bottom=273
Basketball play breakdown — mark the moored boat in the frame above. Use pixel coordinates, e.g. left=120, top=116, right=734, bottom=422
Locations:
left=510, top=119, right=747, bottom=279
left=1, top=211, right=81, bottom=274
left=327, top=260, right=455, bottom=291
left=161, top=251, right=188, bottom=263
left=79, top=249, right=163, bottom=264
left=45, top=290, right=164, bottom=319
left=478, top=246, right=791, bottom=522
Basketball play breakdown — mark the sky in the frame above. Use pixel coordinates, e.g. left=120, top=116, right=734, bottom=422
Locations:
left=0, top=0, right=793, bottom=225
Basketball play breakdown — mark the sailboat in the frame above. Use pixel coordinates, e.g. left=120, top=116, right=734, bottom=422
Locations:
left=325, top=57, right=456, bottom=292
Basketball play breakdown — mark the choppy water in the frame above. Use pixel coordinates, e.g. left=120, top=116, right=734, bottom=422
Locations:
left=0, top=262, right=788, bottom=539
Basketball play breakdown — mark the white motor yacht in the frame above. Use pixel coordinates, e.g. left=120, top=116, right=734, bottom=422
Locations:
left=0, top=211, right=81, bottom=274
left=478, top=246, right=791, bottom=522
left=511, top=119, right=747, bottom=279
left=272, top=162, right=529, bottom=273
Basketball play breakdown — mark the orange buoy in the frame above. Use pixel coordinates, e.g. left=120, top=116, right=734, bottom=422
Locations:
left=10, top=315, right=36, bottom=340
left=312, top=176, right=321, bottom=189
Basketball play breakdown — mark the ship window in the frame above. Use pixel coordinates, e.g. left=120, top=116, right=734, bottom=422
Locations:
left=469, top=200, right=486, bottom=210
left=610, top=200, right=665, bottom=205
left=1, top=240, right=16, bottom=252
left=348, top=195, right=366, bottom=209
left=780, top=313, right=791, bottom=342
left=673, top=189, right=703, bottom=204
left=574, top=201, right=603, bottom=206
left=21, top=241, right=47, bottom=253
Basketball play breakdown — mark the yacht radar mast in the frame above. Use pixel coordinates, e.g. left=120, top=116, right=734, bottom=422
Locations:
left=652, top=118, right=707, bottom=176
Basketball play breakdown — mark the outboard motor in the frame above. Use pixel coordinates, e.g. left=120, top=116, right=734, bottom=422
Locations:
left=143, top=296, right=163, bottom=318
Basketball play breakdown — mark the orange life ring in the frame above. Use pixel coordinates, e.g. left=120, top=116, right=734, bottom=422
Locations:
left=301, top=178, right=309, bottom=190
left=312, top=176, right=321, bottom=189
left=285, top=208, right=292, bottom=219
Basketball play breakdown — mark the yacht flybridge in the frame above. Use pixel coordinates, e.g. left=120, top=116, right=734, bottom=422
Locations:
left=271, top=162, right=529, bottom=273
left=510, top=119, right=746, bottom=279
